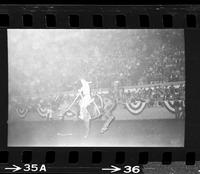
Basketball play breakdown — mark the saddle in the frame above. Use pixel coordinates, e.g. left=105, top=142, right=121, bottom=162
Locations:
left=85, top=97, right=101, bottom=119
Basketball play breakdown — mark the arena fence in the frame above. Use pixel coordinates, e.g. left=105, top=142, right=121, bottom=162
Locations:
left=9, top=81, right=185, bottom=121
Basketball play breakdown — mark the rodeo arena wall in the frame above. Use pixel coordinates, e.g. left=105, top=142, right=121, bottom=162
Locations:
left=9, top=81, right=185, bottom=122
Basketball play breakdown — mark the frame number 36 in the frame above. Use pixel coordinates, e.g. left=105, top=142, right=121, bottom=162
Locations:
left=123, top=166, right=140, bottom=174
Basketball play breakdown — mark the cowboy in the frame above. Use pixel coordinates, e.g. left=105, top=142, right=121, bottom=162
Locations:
left=78, top=78, right=94, bottom=121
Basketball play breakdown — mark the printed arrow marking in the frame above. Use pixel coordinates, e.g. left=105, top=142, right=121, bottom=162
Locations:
left=102, top=165, right=121, bottom=173
left=5, top=165, right=22, bottom=172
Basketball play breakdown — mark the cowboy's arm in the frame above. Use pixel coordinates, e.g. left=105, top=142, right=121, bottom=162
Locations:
left=78, top=88, right=84, bottom=98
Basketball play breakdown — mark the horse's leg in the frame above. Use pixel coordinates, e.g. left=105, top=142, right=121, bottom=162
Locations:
left=90, top=102, right=102, bottom=120
left=100, top=100, right=117, bottom=134
left=80, top=107, right=91, bottom=138
left=100, top=113, right=115, bottom=134
left=83, top=119, right=90, bottom=138
left=93, top=102, right=101, bottom=116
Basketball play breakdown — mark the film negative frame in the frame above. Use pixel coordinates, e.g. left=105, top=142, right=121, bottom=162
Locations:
left=0, top=4, right=200, bottom=173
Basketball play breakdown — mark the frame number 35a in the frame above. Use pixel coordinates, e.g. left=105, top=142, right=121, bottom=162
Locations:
left=24, top=164, right=46, bottom=172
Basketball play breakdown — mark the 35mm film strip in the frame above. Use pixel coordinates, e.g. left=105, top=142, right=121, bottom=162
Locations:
left=0, top=4, right=200, bottom=174
left=0, top=5, right=198, bottom=28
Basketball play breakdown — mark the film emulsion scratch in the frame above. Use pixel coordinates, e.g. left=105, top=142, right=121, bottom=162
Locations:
left=8, top=29, right=185, bottom=147
left=143, top=161, right=200, bottom=173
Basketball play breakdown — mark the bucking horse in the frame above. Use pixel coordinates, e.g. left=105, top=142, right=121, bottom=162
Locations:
left=56, top=91, right=117, bottom=138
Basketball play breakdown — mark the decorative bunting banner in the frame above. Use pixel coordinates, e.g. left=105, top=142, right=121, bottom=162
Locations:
left=16, top=105, right=29, bottom=118
left=163, top=100, right=185, bottom=114
left=125, top=97, right=147, bottom=115
left=163, top=100, right=175, bottom=113
left=36, top=104, right=50, bottom=118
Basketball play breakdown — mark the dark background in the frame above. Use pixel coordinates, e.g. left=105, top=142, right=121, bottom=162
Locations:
left=0, top=0, right=199, bottom=4
left=0, top=4, right=200, bottom=163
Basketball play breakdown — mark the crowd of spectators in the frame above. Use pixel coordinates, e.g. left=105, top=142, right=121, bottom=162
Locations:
left=9, top=30, right=185, bottom=97
left=127, top=84, right=184, bottom=100
left=111, top=84, right=185, bottom=108
left=82, top=31, right=185, bottom=89
left=87, top=52, right=185, bottom=89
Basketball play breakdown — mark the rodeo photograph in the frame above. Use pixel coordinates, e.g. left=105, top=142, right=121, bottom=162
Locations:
left=8, top=29, right=185, bottom=147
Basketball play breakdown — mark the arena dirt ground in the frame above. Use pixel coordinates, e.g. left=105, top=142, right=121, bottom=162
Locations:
left=8, top=119, right=185, bottom=147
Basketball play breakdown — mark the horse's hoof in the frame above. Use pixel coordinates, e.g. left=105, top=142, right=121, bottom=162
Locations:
left=100, top=127, right=108, bottom=134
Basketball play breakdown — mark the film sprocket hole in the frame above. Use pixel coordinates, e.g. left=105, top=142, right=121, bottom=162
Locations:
left=0, top=4, right=199, bottom=174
